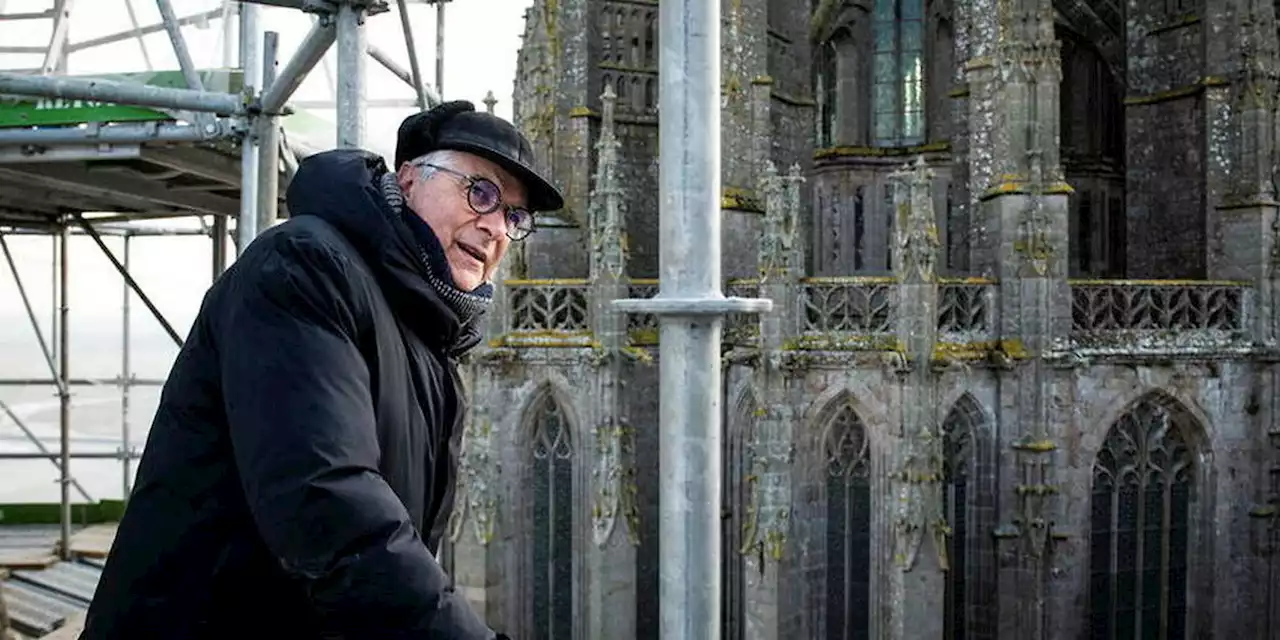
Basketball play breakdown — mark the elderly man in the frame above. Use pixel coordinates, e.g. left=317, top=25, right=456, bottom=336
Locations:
left=81, top=101, right=561, bottom=639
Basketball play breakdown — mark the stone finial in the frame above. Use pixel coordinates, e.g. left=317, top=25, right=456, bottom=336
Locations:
left=889, top=156, right=939, bottom=283
left=600, top=82, right=617, bottom=137
left=589, top=81, right=626, bottom=280
left=758, top=161, right=801, bottom=280
left=483, top=90, right=498, bottom=114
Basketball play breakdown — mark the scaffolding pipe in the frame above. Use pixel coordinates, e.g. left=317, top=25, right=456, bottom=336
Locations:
left=367, top=45, right=440, bottom=107
left=58, top=220, right=71, bottom=560
left=0, top=121, right=228, bottom=146
left=335, top=4, right=367, bottom=148
left=395, top=0, right=429, bottom=109
left=612, top=0, right=771, bottom=635
left=257, top=31, right=281, bottom=234
left=212, top=216, right=228, bottom=279
left=0, top=400, right=92, bottom=502
left=0, top=452, right=142, bottom=461
left=0, top=378, right=165, bottom=387
left=259, top=18, right=336, bottom=115
left=67, top=8, right=224, bottom=54
left=74, top=216, right=185, bottom=348
left=435, top=0, right=444, bottom=96
left=0, top=234, right=65, bottom=397
left=155, top=0, right=204, bottom=91
left=238, top=3, right=263, bottom=250
left=41, top=0, right=73, bottom=75
left=125, top=0, right=155, bottom=70
left=0, top=72, right=246, bottom=116
left=121, top=234, right=134, bottom=499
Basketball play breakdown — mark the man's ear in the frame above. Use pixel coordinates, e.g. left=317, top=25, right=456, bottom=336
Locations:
left=396, top=162, right=417, bottom=195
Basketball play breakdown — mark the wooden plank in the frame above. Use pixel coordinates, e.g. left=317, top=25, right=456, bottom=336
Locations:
left=0, top=553, right=56, bottom=571
left=68, top=524, right=116, bottom=560
left=38, top=613, right=84, bottom=640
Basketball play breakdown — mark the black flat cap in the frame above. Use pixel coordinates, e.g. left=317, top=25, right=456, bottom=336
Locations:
left=395, top=100, right=565, bottom=212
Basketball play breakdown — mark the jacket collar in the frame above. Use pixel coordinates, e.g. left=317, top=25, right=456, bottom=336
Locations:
left=284, top=149, right=483, bottom=356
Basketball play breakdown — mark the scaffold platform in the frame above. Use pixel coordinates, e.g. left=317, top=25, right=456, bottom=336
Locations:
left=0, top=68, right=330, bottom=230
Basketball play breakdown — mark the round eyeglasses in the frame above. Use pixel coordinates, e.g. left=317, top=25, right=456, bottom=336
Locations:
left=418, top=162, right=536, bottom=241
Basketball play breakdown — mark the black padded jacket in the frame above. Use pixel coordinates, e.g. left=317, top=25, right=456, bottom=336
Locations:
left=80, top=149, right=496, bottom=639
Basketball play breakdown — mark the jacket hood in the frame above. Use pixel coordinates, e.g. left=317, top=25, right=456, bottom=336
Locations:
left=284, top=148, right=483, bottom=356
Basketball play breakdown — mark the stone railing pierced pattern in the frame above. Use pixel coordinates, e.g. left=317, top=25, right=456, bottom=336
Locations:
left=1070, top=281, right=1247, bottom=334
left=799, top=277, right=896, bottom=336
left=938, top=280, right=995, bottom=339
left=507, top=280, right=591, bottom=333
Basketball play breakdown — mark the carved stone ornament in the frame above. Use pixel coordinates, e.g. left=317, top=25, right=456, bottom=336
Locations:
left=589, top=83, right=627, bottom=281
left=755, top=161, right=806, bottom=281
left=891, top=156, right=940, bottom=283
left=448, top=417, right=498, bottom=546
left=591, top=416, right=626, bottom=546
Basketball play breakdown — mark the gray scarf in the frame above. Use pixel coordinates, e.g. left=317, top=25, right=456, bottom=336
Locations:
left=379, top=172, right=494, bottom=326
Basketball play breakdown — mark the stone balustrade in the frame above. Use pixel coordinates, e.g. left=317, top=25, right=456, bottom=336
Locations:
left=489, top=276, right=1258, bottom=357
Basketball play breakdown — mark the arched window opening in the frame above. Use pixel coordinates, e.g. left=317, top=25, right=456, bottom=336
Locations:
left=531, top=395, right=574, bottom=640
left=1089, top=397, right=1194, bottom=640
left=643, top=11, right=656, bottom=68
left=1059, top=28, right=1126, bottom=278
left=941, top=394, right=996, bottom=640
left=825, top=402, right=871, bottom=640
left=871, top=0, right=925, bottom=146
left=815, top=39, right=838, bottom=148
left=599, top=6, right=614, bottom=65
left=721, top=394, right=755, bottom=640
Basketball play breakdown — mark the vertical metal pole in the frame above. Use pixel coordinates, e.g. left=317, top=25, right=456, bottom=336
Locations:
left=51, top=235, right=58, bottom=363
left=658, top=0, right=721, bottom=636
left=58, top=219, right=71, bottom=560
left=336, top=4, right=367, bottom=148
left=220, top=0, right=235, bottom=68
left=396, top=0, right=429, bottom=109
left=237, top=3, right=262, bottom=252
left=212, top=216, right=228, bottom=279
left=120, top=234, right=133, bottom=500
left=434, top=0, right=445, bottom=96
left=257, top=31, right=280, bottom=233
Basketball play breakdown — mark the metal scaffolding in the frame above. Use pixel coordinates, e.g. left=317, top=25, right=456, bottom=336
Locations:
left=614, top=0, right=772, bottom=636
left=0, top=0, right=444, bottom=561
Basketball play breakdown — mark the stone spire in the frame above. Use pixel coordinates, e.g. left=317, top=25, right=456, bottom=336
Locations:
left=483, top=90, right=497, bottom=115
left=589, top=82, right=626, bottom=281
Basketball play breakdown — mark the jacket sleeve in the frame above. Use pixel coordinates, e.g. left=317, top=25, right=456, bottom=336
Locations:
left=217, top=233, right=494, bottom=639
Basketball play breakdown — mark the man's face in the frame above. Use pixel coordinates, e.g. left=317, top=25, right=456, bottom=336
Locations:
left=396, top=152, right=527, bottom=291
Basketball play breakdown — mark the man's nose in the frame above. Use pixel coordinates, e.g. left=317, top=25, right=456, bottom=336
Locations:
left=475, top=209, right=510, bottom=238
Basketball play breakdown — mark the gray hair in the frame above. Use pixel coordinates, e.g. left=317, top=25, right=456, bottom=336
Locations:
left=407, top=149, right=467, bottom=182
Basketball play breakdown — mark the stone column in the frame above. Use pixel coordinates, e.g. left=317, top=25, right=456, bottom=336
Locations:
left=962, top=1, right=1071, bottom=638
left=584, top=83, right=638, bottom=640
left=741, top=161, right=803, bottom=640
left=1209, top=2, right=1279, bottom=343
left=885, top=157, right=945, bottom=640
left=1212, top=5, right=1280, bottom=636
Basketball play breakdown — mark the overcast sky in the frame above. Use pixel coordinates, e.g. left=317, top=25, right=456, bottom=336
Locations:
left=0, top=0, right=535, bottom=501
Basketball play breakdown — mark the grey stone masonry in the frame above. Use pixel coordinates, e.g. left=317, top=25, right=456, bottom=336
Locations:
left=451, top=0, right=1280, bottom=638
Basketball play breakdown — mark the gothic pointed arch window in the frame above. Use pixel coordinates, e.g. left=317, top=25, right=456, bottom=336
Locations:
left=872, top=0, right=925, bottom=146
left=1089, top=396, right=1194, bottom=640
left=815, top=37, right=839, bottom=148
left=530, top=393, right=574, bottom=640
left=941, top=394, right=996, bottom=639
left=824, top=401, right=871, bottom=640
left=721, top=392, right=756, bottom=640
